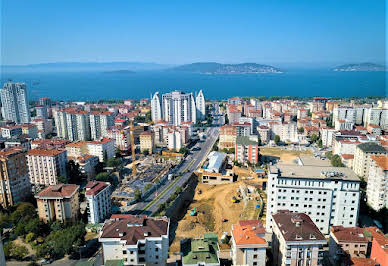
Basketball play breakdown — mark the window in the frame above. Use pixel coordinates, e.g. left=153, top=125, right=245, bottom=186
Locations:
left=253, top=254, right=258, bottom=258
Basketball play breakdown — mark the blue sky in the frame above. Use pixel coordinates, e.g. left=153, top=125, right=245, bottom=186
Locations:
left=1, top=0, right=386, bottom=66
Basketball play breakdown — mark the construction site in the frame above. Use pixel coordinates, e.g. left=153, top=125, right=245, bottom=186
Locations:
left=169, top=177, right=265, bottom=253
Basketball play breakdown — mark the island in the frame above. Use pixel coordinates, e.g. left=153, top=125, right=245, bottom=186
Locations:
left=170, top=62, right=282, bottom=74
left=333, top=63, right=386, bottom=72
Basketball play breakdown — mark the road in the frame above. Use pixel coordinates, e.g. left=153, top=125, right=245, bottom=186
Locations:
left=129, top=126, right=220, bottom=216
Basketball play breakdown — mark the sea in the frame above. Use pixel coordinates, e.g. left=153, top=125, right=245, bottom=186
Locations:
left=0, top=69, right=386, bottom=101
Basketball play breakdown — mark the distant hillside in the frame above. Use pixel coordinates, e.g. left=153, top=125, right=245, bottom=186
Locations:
left=2, top=62, right=171, bottom=72
left=170, top=62, right=282, bottom=74
left=333, top=63, right=386, bottom=72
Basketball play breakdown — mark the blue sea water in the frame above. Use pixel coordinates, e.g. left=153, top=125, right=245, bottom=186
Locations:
left=0, top=70, right=386, bottom=101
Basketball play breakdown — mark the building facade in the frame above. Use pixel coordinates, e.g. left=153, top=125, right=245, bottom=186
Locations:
left=85, top=181, right=112, bottom=224
left=35, top=184, right=79, bottom=223
left=272, top=211, right=326, bottom=266
left=266, top=165, right=361, bottom=235
left=0, top=148, right=31, bottom=208
left=353, top=142, right=387, bottom=178
left=99, top=214, right=170, bottom=265
left=367, top=155, right=388, bottom=211
left=27, top=149, right=68, bottom=187
left=0, top=82, right=31, bottom=124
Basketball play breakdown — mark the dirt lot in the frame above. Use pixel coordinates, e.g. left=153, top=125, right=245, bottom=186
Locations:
left=260, top=147, right=311, bottom=164
left=169, top=181, right=261, bottom=253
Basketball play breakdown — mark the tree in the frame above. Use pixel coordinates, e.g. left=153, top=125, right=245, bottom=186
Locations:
left=179, top=147, right=189, bottom=155
left=134, top=189, right=142, bottom=201
left=145, top=111, right=152, bottom=123
left=325, top=151, right=333, bottom=160
left=67, top=160, right=86, bottom=184
left=106, top=158, right=121, bottom=168
left=212, top=143, right=219, bottom=151
left=57, top=176, right=68, bottom=184
left=96, top=172, right=113, bottom=183
left=318, top=139, right=323, bottom=148
left=142, top=149, right=149, bottom=156
left=298, top=127, right=304, bottom=133
left=25, top=232, right=36, bottom=243
left=310, top=134, right=318, bottom=143
left=10, top=202, right=36, bottom=224
left=224, top=114, right=229, bottom=124
left=331, top=154, right=345, bottom=167
left=274, top=135, right=280, bottom=145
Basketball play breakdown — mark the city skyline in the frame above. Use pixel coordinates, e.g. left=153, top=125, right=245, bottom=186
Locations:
left=1, top=1, right=386, bottom=66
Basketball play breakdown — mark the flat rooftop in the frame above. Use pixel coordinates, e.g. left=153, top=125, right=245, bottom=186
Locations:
left=270, top=164, right=360, bottom=181
left=298, top=154, right=331, bottom=167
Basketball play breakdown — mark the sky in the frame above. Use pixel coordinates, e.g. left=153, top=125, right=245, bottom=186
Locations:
left=1, top=0, right=386, bottom=66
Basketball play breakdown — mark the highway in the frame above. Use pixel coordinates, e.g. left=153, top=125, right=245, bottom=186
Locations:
left=129, top=126, right=220, bottom=215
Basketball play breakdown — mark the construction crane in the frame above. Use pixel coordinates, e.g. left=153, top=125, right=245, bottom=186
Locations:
left=129, top=120, right=144, bottom=177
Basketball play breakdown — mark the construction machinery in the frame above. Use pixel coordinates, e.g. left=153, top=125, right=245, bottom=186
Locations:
left=231, top=196, right=239, bottom=203
left=189, top=207, right=197, bottom=216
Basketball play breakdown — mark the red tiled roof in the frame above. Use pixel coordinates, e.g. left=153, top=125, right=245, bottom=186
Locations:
left=85, top=181, right=110, bottom=196
left=36, top=184, right=79, bottom=198
left=330, top=226, right=368, bottom=243
left=232, top=220, right=267, bottom=245
left=27, top=148, right=66, bottom=156
left=100, top=215, right=169, bottom=245
left=272, top=211, right=325, bottom=242
left=341, top=154, right=354, bottom=160
left=350, top=258, right=377, bottom=266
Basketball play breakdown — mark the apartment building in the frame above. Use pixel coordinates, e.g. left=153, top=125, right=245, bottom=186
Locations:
left=367, top=155, right=388, bottom=211
left=320, top=128, right=336, bottom=147
left=85, top=181, right=112, bottom=224
left=235, top=136, right=260, bottom=165
left=139, top=131, right=154, bottom=154
left=335, top=120, right=354, bottom=131
left=257, top=125, right=271, bottom=144
left=353, top=142, right=387, bottom=178
left=21, top=124, right=38, bottom=139
left=27, top=149, right=68, bottom=187
left=68, top=154, right=99, bottom=180
left=105, top=126, right=130, bottom=151
left=167, top=130, right=183, bottom=151
left=219, top=125, right=237, bottom=149
left=90, top=111, right=114, bottom=140
left=1, top=126, right=22, bottom=139
left=0, top=148, right=31, bottom=208
left=0, top=82, right=31, bottom=124
left=271, top=211, right=326, bottom=266
left=231, top=220, right=267, bottom=266
left=87, top=138, right=115, bottom=162
left=228, top=105, right=242, bottom=124
left=195, top=90, right=206, bottom=120
left=99, top=214, right=170, bottom=265
left=270, top=122, right=298, bottom=143
left=31, top=118, right=53, bottom=138
left=333, top=106, right=356, bottom=125
left=329, top=226, right=370, bottom=264
left=233, top=122, right=252, bottom=136
left=266, top=164, right=361, bottom=235
left=35, top=184, right=79, bottom=223
left=364, top=108, right=387, bottom=130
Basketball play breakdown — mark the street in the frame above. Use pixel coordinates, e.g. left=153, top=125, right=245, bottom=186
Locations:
left=129, top=126, right=220, bottom=215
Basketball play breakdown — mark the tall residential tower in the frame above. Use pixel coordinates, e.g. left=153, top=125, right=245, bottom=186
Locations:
left=1, top=82, right=31, bottom=124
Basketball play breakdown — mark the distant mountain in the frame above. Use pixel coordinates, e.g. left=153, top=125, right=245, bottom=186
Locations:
left=170, top=62, right=282, bottom=74
left=1, top=62, right=172, bottom=72
left=333, top=63, right=386, bottom=72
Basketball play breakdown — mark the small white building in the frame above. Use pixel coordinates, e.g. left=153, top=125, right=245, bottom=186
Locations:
left=99, top=214, right=169, bottom=265
left=87, top=137, right=115, bottom=162
left=85, top=181, right=112, bottom=224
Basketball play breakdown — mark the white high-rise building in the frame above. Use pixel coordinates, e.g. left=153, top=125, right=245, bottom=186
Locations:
left=366, top=155, right=388, bottom=211
left=333, top=106, right=356, bottom=124
left=1, top=82, right=31, bottom=124
left=195, top=90, right=206, bottom=120
left=151, top=90, right=198, bottom=126
left=162, top=91, right=196, bottom=126
left=364, top=108, right=388, bottom=130
left=266, top=164, right=361, bottom=235
left=85, top=181, right=112, bottom=224
left=151, top=92, right=162, bottom=122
